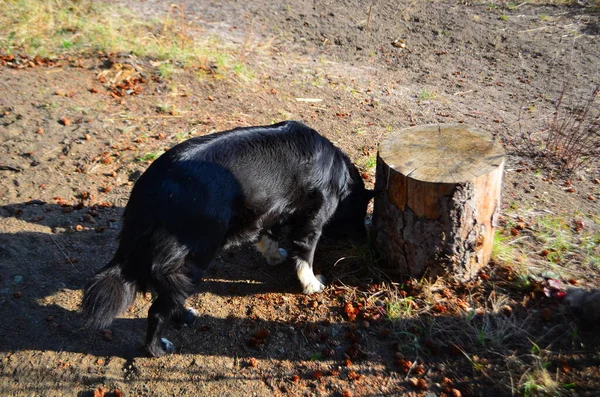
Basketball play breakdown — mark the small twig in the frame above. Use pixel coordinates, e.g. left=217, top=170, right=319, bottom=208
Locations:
left=50, top=234, right=80, bottom=273
left=104, top=114, right=190, bottom=122
left=404, top=353, right=419, bottom=380
left=295, top=98, right=323, bottom=103
left=453, top=89, right=473, bottom=96
left=522, top=25, right=550, bottom=33
left=0, top=165, right=23, bottom=172
left=366, top=3, right=374, bottom=35
left=257, top=268, right=284, bottom=286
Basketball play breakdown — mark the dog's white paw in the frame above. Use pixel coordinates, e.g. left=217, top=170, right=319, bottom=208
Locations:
left=303, top=278, right=325, bottom=294
left=257, top=236, right=287, bottom=266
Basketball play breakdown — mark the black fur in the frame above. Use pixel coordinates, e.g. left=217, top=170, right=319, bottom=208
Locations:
left=81, top=120, right=373, bottom=356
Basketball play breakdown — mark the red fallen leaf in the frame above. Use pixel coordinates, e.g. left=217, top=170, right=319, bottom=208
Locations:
left=312, top=370, right=323, bottom=380
left=248, top=357, right=257, bottom=367
left=515, top=222, right=526, bottom=230
left=451, top=389, right=462, bottom=397
left=397, top=359, right=412, bottom=373
left=291, top=374, right=300, bottom=382
left=341, top=390, right=352, bottom=397
left=573, top=220, right=584, bottom=231
left=432, top=303, right=447, bottom=313
left=416, top=378, right=428, bottom=390
left=442, top=377, right=454, bottom=385
left=479, top=272, right=490, bottom=281
left=540, top=249, right=550, bottom=257
left=414, top=364, right=425, bottom=375
left=510, top=227, right=519, bottom=236
left=347, top=371, right=361, bottom=381
left=361, top=172, right=369, bottom=180
left=567, top=278, right=577, bottom=285
left=327, top=369, right=340, bottom=377
left=94, top=386, right=108, bottom=397
left=344, top=301, right=358, bottom=322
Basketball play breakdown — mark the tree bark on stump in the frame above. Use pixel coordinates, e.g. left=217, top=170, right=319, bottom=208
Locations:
left=372, top=124, right=505, bottom=281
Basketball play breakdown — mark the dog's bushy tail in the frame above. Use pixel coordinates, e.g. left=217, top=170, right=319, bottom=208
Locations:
left=81, top=260, right=136, bottom=329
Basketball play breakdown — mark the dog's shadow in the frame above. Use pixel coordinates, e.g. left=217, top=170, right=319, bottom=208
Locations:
left=0, top=201, right=335, bottom=358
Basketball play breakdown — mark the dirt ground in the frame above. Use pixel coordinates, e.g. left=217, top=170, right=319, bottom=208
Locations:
left=1, top=1, right=599, bottom=396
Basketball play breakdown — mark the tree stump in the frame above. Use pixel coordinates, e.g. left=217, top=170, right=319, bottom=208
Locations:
left=372, top=124, right=505, bottom=281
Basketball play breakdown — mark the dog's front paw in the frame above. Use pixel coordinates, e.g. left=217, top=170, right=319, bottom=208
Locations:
left=303, top=277, right=325, bottom=294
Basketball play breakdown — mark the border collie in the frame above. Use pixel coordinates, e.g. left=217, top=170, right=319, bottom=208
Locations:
left=81, top=121, right=374, bottom=357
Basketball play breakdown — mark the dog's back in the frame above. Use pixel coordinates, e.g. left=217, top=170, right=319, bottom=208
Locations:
left=82, top=121, right=372, bottom=356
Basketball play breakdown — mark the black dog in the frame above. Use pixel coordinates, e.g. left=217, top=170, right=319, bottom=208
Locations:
left=81, top=121, right=373, bottom=357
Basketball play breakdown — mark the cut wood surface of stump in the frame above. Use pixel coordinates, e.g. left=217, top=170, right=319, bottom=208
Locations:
left=372, top=124, right=505, bottom=281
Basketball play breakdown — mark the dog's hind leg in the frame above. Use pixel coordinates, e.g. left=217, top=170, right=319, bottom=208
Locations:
left=145, top=272, right=193, bottom=357
left=255, top=233, right=288, bottom=266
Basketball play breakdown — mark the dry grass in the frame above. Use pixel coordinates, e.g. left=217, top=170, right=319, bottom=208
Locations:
left=519, top=84, right=600, bottom=172
left=0, top=0, right=243, bottom=73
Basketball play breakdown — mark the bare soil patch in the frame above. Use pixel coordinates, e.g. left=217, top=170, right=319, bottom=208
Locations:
left=1, top=1, right=599, bottom=396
